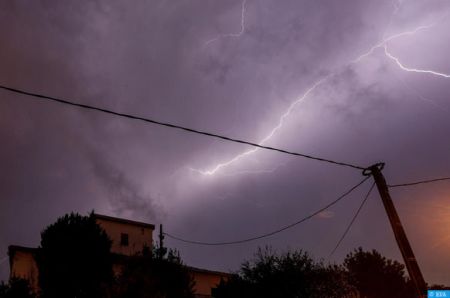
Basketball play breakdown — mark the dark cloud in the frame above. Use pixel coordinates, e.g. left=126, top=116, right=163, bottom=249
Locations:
left=1, top=0, right=450, bottom=285
left=85, top=145, right=163, bottom=222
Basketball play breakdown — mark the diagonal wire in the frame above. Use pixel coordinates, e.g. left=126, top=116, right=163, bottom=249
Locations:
left=164, top=176, right=371, bottom=246
left=0, top=84, right=365, bottom=171
left=388, top=177, right=450, bottom=188
left=328, top=181, right=376, bottom=258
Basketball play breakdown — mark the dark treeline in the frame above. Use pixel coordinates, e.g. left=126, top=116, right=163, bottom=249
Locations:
left=0, top=212, right=444, bottom=298
left=214, top=246, right=416, bottom=298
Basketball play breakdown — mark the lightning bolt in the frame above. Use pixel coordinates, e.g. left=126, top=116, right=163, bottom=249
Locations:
left=383, top=0, right=404, bottom=41
left=383, top=45, right=450, bottom=78
left=190, top=162, right=286, bottom=177
left=220, top=166, right=283, bottom=177
left=194, top=78, right=328, bottom=176
left=352, top=24, right=435, bottom=64
left=204, top=0, right=247, bottom=46
left=192, top=11, right=448, bottom=177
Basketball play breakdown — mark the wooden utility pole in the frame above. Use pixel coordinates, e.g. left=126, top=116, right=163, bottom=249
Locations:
left=368, top=163, right=427, bottom=298
left=159, top=224, right=164, bottom=259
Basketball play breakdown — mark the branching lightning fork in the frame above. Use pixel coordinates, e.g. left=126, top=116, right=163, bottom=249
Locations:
left=352, top=23, right=436, bottom=64
left=204, top=0, right=247, bottom=46
left=194, top=21, right=445, bottom=176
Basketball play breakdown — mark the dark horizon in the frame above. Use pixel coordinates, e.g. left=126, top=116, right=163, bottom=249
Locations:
left=1, top=0, right=450, bottom=286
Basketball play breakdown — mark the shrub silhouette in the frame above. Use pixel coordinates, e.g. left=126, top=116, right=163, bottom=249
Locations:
left=36, top=212, right=113, bottom=298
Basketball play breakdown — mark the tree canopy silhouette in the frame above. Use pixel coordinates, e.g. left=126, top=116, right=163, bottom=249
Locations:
left=214, top=247, right=352, bottom=298
left=36, top=212, right=113, bottom=298
left=113, top=246, right=195, bottom=298
left=343, top=247, right=415, bottom=298
left=0, top=278, right=36, bottom=298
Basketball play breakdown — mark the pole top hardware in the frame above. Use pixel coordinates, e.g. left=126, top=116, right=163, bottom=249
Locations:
left=362, top=162, right=385, bottom=176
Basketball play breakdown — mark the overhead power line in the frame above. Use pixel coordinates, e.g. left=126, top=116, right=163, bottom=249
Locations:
left=0, top=84, right=365, bottom=171
left=328, top=182, right=376, bottom=258
left=164, top=176, right=371, bottom=246
left=388, top=177, right=450, bottom=188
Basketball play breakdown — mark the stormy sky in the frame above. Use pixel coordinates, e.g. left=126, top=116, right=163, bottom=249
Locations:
left=1, top=0, right=450, bottom=285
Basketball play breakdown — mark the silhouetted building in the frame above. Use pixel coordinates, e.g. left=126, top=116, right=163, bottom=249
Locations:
left=94, top=213, right=155, bottom=256
left=8, top=245, right=38, bottom=290
left=8, top=213, right=229, bottom=298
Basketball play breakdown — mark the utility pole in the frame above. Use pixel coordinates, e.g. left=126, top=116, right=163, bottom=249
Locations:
left=159, top=224, right=164, bottom=260
left=367, top=163, right=427, bottom=298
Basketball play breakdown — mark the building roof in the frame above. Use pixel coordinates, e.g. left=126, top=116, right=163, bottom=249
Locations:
left=187, top=266, right=234, bottom=278
left=93, top=213, right=155, bottom=229
left=8, top=245, right=37, bottom=271
left=8, top=245, right=37, bottom=254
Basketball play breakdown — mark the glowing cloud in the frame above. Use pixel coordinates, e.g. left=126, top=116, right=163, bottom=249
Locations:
left=192, top=11, right=447, bottom=177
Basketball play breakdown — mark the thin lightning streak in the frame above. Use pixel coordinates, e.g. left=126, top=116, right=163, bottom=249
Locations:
left=195, top=78, right=328, bottom=176
left=221, top=166, right=281, bottom=177
left=383, top=0, right=404, bottom=40
left=354, top=11, right=449, bottom=63
left=191, top=162, right=286, bottom=177
left=352, top=24, right=435, bottom=63
left=258, top=78, right=329, bottom=145
left=189, top=148, right=258, bottom=176
left=383, top=45, right=450, bottom=78
left=204, top=0, right=247, bottom=46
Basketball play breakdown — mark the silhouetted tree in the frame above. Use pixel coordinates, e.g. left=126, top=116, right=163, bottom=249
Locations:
left=114, top=246, right=195, bottom=298
left=36, top=212, right=113, bottom=298
left=214, top=247, right=352, bottom=298
left=343, top=247, right=415, bottom=298
left=0, top=277, right=35, bottom=298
